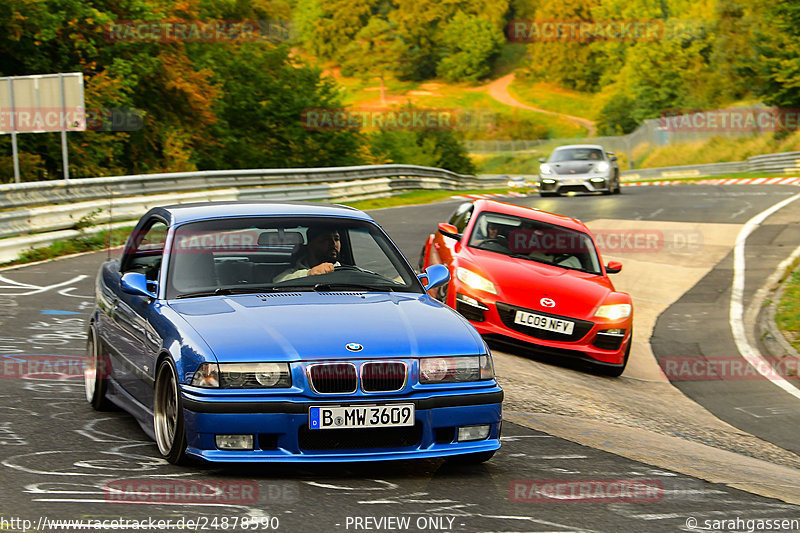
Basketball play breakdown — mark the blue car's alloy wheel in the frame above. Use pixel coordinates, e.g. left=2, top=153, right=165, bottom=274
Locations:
left=85, top=329, right=112, bottom=411
left=154, top=359, right=189, bottom=464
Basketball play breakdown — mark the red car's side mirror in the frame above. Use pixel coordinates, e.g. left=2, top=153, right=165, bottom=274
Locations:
left=437, top=223, right=461, bottom=240
left=606, top=261, right=622, bottom=274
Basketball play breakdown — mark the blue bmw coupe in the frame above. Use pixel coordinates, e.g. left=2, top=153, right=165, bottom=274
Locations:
left=86, top=202, right=503, bottom=465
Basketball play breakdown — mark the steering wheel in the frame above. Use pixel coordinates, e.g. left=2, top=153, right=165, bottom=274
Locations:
left=333, top=264, right=361, bottom=272
left=333, top=264, right=380, bottom=275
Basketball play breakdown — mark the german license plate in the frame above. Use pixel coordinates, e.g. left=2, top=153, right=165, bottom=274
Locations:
left=514, top=310, right=574, bottom=334
left=309, top=404, right=415, bottom=430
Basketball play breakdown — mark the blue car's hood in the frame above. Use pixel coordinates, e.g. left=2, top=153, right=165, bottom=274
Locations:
left=168, top=292, right=484, bottom=362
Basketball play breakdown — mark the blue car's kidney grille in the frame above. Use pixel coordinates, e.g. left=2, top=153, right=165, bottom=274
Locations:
left=361, top=362, right=406, bottom=392
left=307, top=363, right=357, bottom=394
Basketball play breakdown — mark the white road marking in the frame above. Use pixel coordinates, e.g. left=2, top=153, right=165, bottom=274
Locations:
left=729, top=192, right=800, bottom=400
left=0, top=274, right=88, bottom=296
left=304, top=479, right=398, bottom=491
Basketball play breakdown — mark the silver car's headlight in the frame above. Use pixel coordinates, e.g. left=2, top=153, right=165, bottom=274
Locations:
left=191, top=362, right=292, bottom=388
left=540, top=163, right=553, bottom=175
left=596, top=161, right=610, bottom=172
left=419, top=355, right=494, bottom=383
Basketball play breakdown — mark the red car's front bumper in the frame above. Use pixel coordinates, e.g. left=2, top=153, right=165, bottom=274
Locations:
left=448, top=288, right=631, bottom=366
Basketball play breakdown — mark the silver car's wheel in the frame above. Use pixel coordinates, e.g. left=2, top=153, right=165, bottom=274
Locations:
left=154, top=359, right=189, bottom=464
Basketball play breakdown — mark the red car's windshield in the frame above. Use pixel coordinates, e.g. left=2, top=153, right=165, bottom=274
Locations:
left=467, top=212, right=602, bottom=275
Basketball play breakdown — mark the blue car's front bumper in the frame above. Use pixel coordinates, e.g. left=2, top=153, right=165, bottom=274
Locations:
left=181, top=388, right=503, bottom=462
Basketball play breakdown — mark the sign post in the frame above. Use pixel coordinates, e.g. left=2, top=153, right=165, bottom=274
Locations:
left=0, top=72, right=86, bottom=182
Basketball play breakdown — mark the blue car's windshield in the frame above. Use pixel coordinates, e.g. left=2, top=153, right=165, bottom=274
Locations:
left=166, top=217, right=423, bottom=299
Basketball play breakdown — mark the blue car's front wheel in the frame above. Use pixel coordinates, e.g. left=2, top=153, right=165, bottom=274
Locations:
left=154, top=358, right=189, bottom=465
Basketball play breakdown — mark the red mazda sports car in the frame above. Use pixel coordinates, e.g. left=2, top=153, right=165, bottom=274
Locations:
left=419, top=199, right=633, bottom=376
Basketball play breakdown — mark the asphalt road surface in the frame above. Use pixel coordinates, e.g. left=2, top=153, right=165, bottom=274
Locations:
left=1, top=185, right=800, bottom=532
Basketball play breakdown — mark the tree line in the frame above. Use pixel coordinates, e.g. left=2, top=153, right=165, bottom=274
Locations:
left=1, top=0, right=797, bottom=181
left=298, top=0, right=799, bottom=136
left=0, top=0, right=475, bottom=182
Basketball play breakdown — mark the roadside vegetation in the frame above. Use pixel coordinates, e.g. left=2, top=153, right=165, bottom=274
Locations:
left=473, top=129, right=800, bottom=175
left=775, top=264, right=800, bottom=354
left=1, top=227, right=132, bottom=268
left=3, top=1, right=799, bottom=183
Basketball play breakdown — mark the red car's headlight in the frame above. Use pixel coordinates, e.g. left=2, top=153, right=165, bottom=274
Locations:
left=594, top=303, right=632, bottom=320
left=456, top=267, right=497, bottom=295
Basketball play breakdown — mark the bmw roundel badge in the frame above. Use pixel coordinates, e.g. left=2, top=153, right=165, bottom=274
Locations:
left=346, top=343, right=363, bottom=352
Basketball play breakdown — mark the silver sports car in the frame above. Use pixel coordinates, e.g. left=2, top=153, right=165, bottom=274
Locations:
left=537, top=144, right=621, bottom=197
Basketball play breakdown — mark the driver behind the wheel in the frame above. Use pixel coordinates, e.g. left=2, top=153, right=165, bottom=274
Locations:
left=273, top=226, right=341, bottom=281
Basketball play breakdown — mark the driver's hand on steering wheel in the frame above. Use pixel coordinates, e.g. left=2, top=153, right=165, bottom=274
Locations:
left=308, top=262, right=335, bottom=276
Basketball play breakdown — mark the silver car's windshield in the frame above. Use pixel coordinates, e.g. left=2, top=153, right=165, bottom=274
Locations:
left=166, top=217, right=422, bottom=299
left=549, top=148, right=604, bottom=162
left=468, top=212, right=602, bottom=275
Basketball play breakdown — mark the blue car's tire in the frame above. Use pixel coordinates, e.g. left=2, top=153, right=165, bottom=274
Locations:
left=154, top=358, right=189, bottom=465
left=85, top=329, right=114, bottom=411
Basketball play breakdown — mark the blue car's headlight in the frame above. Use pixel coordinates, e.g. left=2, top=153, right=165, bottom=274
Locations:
left=419, top=355, right=494, bottom=383
left=191, top=362, right=292, bottom=388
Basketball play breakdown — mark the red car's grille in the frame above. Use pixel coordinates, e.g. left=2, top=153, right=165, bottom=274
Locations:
left=307, top=363, right=357, bottom=394
left=495, top=302, right=593, bottom=342
left=361, top=361, right=406, bottom=392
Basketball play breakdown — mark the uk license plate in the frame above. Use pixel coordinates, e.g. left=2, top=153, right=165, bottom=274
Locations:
left=514, top=310, right=575, bottom=334
left=309, top=404, right=415, bottom=430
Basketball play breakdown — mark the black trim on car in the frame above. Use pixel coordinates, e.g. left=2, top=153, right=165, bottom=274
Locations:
left=181, top=390, right=504, bottom=414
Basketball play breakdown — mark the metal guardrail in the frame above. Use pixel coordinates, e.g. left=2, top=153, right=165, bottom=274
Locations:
left=621, top=161, right=750, bottom=180
left=1, top=152, right=798, bottom=263
left=0, top=165, right=503, bottom=240
left=619, top=152, right=800, bottom=180
left=748, top=152, right=800, bottom=173
left=0, top=164, right=481, bottom=211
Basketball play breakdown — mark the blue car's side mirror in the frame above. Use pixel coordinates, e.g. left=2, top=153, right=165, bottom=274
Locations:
left=419, top=264, right=450, bottom=292
left=121, top=272, right=157, bottom=299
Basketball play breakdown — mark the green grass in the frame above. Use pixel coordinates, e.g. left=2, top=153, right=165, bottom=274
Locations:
left=507, top=79, right=599, bottom=120
left=1, top=227, right=132, bottom=267
left=472, top=153, right=543, bottom=175
left=343, top=188, right=510, bottom=211
left=414, top=90, right=584, bottom=140
left=333, top=71, right=586, bottom=140
left=634, top=130, right=800, bottom=169
left=775, top=264, right=800, bottom=354
left=492, top=43, right=529, bottom=77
